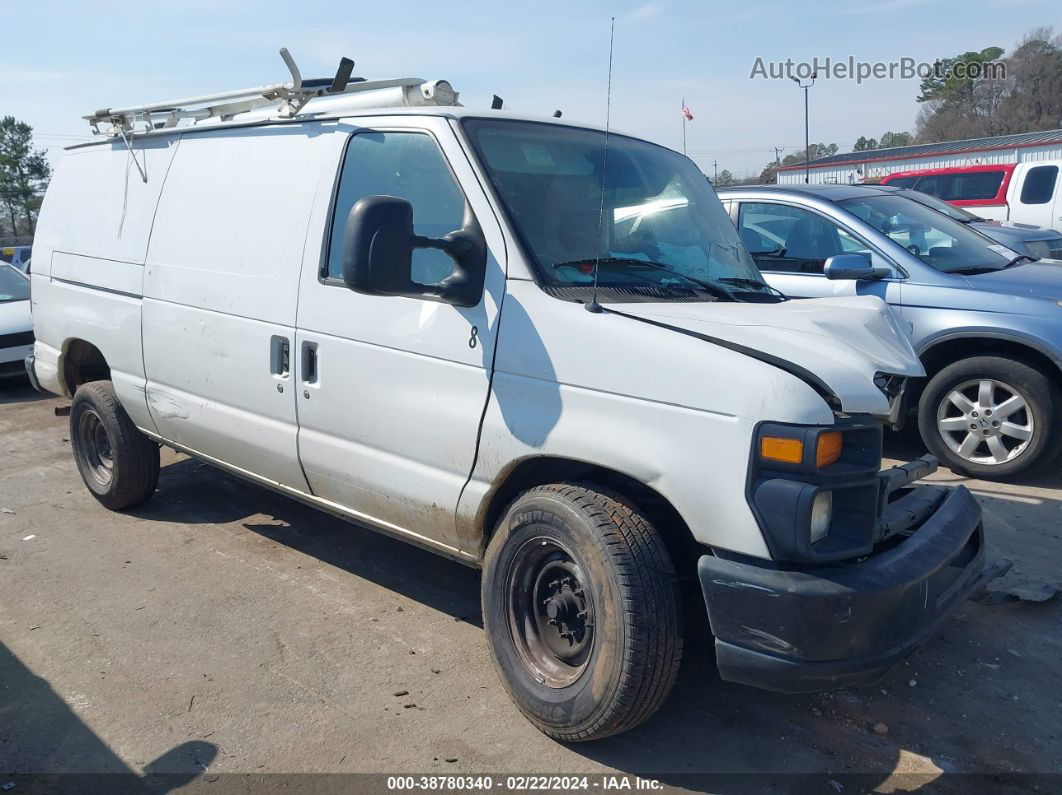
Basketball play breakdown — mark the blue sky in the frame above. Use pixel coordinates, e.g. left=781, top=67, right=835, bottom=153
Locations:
left=1, top=0, right=1055, bottom=177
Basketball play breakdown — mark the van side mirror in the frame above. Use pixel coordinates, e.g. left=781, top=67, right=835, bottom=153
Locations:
left=824, top=253, right=890, bottom=281
left=341, top=195, right=486, bottom=307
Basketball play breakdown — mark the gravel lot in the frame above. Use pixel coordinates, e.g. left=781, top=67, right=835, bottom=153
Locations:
left=2, top=382, right=1060, bottom=792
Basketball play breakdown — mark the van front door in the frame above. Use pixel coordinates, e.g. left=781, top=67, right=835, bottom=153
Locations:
left=293, top=119, right=505, bottom=556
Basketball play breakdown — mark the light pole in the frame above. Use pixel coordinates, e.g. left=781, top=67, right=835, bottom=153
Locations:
left=790, top=73, right=816, bottom=184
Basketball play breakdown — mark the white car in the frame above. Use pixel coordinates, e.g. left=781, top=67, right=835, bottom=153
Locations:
left=0, top=263, right=32, bottom=381
left=28, top=54, right=995, bottom=741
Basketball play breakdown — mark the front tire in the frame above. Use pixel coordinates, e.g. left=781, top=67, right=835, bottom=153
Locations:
left=482, top=483, right=683, bottom=742
left=917, top=356, right=1059, bottom=479
left=70, top=380, right=160, bottom=510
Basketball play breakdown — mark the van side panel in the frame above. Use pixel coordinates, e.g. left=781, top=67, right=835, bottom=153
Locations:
left=34, top=137, right=179, bottom=272
left=142, top=124, right=335, bottom=490
left=30, top=138, right=178, bottom=432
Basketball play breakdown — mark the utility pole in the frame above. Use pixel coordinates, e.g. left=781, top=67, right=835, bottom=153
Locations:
left=713, top=160, right=718, bottom=183
left=790, top=73, right=817, bottom=184
left=773, top=146, right=784, bottom=165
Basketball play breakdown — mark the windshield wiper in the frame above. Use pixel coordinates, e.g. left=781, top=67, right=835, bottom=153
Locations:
left=946, top=266, right=1001, bottom=275
left=1003, top=254, right=1038, bottom=269
left=717, top=277, right=788, bottom=301
left=552, top=257, right=739, bottom=301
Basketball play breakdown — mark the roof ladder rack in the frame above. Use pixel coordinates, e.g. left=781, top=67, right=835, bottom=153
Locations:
left=84, top=48, right=458, bottom=136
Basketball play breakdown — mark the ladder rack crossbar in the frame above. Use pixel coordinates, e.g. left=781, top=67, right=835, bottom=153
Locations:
left=85, top=77, right=427, bottom=135
left=83, top=49, right=448, bottom=136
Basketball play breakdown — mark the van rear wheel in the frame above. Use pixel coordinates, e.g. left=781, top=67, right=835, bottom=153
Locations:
left=918, top=356, right=1059, bottom=479
left=70, top=381, right=160, bottom=510
left=481, top=483, right=683, bottom=741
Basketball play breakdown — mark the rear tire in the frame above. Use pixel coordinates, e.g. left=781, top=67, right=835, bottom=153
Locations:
left=481, top=483, right=683, bottom=741
left=917, top=356, right=1059, bottom=479
left=70, top=380, right=159, bottom=510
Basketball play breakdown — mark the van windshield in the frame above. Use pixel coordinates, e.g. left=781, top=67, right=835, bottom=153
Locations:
left=839, top=194, right=1015, bottom=274
left=462, top=119, right=774, bottom=302
left=0, top=264, right=29, bottom=302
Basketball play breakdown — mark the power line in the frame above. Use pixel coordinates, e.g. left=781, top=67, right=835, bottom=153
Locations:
left=687, top=145, right=804, bottom=156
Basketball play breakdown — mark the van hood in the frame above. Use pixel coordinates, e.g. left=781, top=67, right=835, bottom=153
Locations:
left=610, top=295, right=922, bottom=416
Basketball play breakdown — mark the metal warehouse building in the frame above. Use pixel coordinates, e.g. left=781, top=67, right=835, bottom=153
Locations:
left=775, top=128, right=1062, bottom=185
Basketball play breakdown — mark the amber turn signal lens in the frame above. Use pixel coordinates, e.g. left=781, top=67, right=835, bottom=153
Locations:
left=760, top=436, right=804, bottom=464
left=816, top=431, right=843, bottom=468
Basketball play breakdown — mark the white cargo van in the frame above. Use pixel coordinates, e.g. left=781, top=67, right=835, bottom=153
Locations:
left=28, top=55, right=996, bottom=741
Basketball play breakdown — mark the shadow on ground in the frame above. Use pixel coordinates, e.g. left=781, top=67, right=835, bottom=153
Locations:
left=0, top=379, right=50, bottom=405
left=130, top=457, right=483, bottom=627
left=0, top=641, right=217, bottom=791
left=115, top=454, right=1062, bottom=792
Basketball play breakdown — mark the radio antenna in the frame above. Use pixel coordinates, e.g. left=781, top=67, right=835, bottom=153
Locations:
left=586, top=16, right=615, bottom=314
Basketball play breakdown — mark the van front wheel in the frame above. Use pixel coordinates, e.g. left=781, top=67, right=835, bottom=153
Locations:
left=70, top=381, right=160, bottom=510
left=482, top=483, right=683, bottom=741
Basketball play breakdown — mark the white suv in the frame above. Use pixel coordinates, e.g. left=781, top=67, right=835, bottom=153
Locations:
left=28, top=66, right=994, bottom=741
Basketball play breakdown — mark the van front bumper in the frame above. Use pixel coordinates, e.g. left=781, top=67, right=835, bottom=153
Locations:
left=699, top=484, right=996, bottom=693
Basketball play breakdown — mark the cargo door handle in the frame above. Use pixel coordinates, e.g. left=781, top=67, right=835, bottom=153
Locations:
left=301, top=341, right=318, bottom=384
left=269, top=336, right=290, bottom=376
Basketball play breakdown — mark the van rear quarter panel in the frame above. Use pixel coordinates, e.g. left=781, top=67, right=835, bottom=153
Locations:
left=31, top=138, right=179, bottom=430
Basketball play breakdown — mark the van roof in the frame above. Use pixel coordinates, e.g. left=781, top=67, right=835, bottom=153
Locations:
left=68, top=105, right=612, bottom=150
left=77, top=50, right=617, bottom=149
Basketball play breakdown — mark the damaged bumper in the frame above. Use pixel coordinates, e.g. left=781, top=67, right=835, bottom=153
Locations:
left=24, top=353, right=45, bottom=393
left=700, top=465, right=1000, bottom=693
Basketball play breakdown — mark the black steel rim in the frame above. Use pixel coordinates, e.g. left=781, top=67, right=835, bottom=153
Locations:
left=78, top=409, right=114, bottom=487
left=506, top=536, right=595, bottom=688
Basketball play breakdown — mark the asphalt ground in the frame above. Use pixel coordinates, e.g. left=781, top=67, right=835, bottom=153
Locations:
left=2, top=381, right=1060, bottom=793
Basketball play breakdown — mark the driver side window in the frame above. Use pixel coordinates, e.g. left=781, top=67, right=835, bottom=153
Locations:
left=737, top=202, right=867, bottom=274
left=326, top=132, right=466, bottom=284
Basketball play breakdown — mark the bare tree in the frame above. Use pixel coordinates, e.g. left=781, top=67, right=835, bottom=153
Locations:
left=997, top=27, right=1062, bottom=133
left=916, top=28, right=1062, bottom=142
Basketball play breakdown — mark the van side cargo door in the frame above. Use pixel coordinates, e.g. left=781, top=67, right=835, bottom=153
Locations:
left=142, top=125, right=336, bottom=490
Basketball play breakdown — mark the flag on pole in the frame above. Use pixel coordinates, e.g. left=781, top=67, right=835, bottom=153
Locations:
left=681, top=103, right=694, bottom=121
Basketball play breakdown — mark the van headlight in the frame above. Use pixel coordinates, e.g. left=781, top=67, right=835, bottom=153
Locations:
left=748, top=422, right=883, bottom=562
left=810, top=491, right=833, bottom=543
